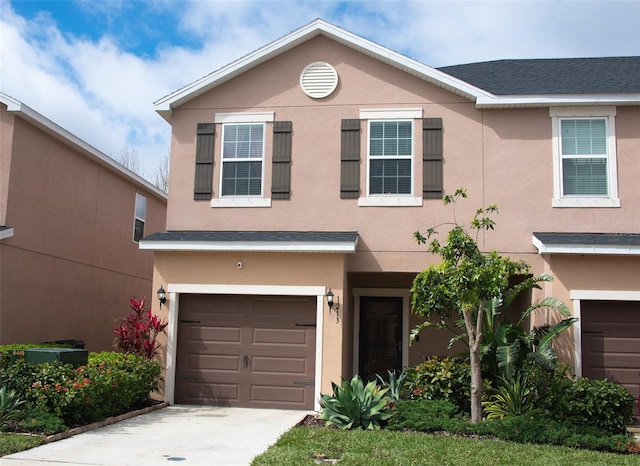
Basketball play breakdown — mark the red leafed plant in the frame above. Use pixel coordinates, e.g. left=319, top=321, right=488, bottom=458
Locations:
left=113, top=297, right=167, bottom=359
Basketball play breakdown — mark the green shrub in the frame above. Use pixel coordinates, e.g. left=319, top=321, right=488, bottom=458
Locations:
left=17, top=407, right=66, bottom=435
left=387, top=399, right=467, bottom=433
left=544, top=373, right=635, bottom=434
left=319, top=374, right=393, bottom=430
left=482, top=372, right=541, bottom=419
left=403, top=356, right=471, bottom=412
left=470, top=415, right=634, bottom=453
left=2, top=352, right=161, bottom=429
left=387, top=401, right=635, bottom=454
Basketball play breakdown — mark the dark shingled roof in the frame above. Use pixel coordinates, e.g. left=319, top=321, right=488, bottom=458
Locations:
left=533, top=232, right=640, bottom=246
left=142, top=230, right=359, bottom=243
left=438, top=57, right=640, bottom=95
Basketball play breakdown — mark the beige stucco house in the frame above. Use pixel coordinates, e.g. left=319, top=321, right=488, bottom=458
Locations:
left=1, top=93, right=167, bottom=351
left=141, top=20, right=640, bottom=411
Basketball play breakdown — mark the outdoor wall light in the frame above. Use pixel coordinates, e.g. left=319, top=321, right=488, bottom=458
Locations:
left=326, top=288, right=340, bottom=322
left=157, top=285, right=167, bottom=308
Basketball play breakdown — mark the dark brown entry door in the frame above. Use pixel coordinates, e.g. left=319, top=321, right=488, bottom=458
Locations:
left=359, top=297, right=403, bottom=382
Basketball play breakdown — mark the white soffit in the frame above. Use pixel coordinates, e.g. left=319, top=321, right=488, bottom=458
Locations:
left=0, top=227, right=15, bottom=241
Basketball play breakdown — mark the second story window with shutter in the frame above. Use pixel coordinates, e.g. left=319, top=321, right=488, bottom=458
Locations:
left=221, top=123, right=265, bottom=196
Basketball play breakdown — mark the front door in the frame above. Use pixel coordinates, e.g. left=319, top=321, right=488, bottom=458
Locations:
left=359, top=297, right=403, bottom=382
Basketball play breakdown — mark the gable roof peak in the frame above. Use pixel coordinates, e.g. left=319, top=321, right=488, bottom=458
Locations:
left=154, top=19, right=489, bottom=122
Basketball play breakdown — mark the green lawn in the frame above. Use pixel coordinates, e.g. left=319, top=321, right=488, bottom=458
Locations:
left=0, top=433, right=44, bottom=457
left=251, top=428, right=639, bottom=466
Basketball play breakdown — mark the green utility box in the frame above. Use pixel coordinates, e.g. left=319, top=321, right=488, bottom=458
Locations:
left=22, top=348, right=88, bottom=368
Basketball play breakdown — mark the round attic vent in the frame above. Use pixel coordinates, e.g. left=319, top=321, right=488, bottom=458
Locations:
left=299, top=62, right=339, bottom=99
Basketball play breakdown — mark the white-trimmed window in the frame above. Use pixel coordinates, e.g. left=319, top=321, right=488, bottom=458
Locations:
left=133, top=193, right=146, bottom=243
left=212, top=112, right=273, bottom=208
left=550, top=107, right=619, bottom=208
left=359, top=108, right=422, bottom=207
left=221, top=123, right=264, bottom=196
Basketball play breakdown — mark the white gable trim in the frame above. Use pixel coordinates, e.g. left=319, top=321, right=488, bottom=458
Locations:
left=154, top=19, right=490, bottom=121
left=477, top=93, right=640, bottom=108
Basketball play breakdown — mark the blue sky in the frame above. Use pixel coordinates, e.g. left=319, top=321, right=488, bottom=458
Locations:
left=2, top=1, right=640, bottom=181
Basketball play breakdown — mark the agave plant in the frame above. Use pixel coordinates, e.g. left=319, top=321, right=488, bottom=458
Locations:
left=319, top=374, right=393, bottom=429
left=0, top=386, right=25, bottom=429
left=376, top=369, right=407, bottom=403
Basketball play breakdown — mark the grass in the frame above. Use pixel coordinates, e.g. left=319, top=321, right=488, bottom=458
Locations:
left=251, top=428, right=639, bottom=466
left=0, top=433, right=44, bottom=457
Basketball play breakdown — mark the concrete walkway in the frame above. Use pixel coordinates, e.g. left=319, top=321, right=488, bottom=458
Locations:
left=1, top=405, right=309, bottom=466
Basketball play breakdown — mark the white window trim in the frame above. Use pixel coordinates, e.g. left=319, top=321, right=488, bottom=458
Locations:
left=214, top=112, right=274, bottom=124
left=217, top=121, right=267, bottom=202
left=550, top=107, right=619, bottom=208
left=133, top=193, right=146, bottom=243
left=359, top=109, right=423, bottom=207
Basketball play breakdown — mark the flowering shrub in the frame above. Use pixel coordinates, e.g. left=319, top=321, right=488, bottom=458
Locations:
left=3, top=352, right=161, bottom=430
left=113, top=297, right=167, bottom=359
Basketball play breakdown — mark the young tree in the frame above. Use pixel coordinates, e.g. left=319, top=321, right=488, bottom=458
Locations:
left=117, top=146, right=143, bottom=177
left=152, top=152, right=170, bottom=193
left=411, top=189, right=528, bottom=423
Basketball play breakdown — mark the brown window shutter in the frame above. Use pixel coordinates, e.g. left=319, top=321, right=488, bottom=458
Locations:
left=194, top=123, right=215, bottom=200
left=341, top=119, right=360, bottom=198
left=272, top=121, right=292, bottom=200
left=423, top=118, right=443, bottom=199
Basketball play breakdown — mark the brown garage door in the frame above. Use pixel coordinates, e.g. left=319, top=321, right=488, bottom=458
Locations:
left=176, top=294, right=316, bottom=409
left=582, top=300, right=640, bottom=417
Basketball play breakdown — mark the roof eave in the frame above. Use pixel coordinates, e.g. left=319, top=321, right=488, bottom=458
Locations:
left=154, top=19, right=488, bottom=120
left=138, top=239, right=358, bottom=253
left=477, top=93, right=640, bottom=109
left=532, top=236, right=640, bottom=256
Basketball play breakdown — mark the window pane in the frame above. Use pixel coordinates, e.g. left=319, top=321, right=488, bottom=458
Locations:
left=223, top=124, right=264, bottom=160
left=133, top=219, right=144, bottom=242
left=562, top=158, right=608, bottom=195
left=134, top=194, right=146, bottom=220
left=561, top=119, right=606, bottom=156
left=369, top=160, right=411, bottom=195
left=222, top=161, right=262, bottom=196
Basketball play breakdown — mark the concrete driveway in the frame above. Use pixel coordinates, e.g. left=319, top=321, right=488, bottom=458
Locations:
left=1, top=405, right=309, bottom=466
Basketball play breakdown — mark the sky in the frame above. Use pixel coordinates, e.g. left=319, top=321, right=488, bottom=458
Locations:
left=2, top=1, right=639, bottom=183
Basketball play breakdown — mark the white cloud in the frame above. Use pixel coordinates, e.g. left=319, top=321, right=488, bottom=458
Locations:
left=1, top=0, right=638, bottom=181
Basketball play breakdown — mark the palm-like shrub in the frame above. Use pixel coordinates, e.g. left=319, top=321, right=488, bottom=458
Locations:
left=482, top=373, right=540, bottom=419
left=0, top=386, right=25, bottom=429
left=319, top=374, right=393, bottom=429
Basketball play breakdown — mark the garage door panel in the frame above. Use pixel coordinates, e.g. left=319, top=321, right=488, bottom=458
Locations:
left=253, top=328, right=309, bottom=345
left=176, top=294, right=316, bottom=409
left=193, top=354, right=241, bottom=371
left=191, top=326, right=242, bottom=343
left=251, top=384, right=308, bottom=406
left=252, top=355, right=308, bottom=375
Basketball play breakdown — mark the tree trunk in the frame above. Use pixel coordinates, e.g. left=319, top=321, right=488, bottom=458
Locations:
left=463, top=303, right=485, bottom=424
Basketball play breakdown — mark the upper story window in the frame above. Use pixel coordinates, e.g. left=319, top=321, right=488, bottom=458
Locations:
left=221, top=123, right=265, bottom=196
left=369, top=120, right=412, bottom=195
left=133, top=193, right=146, bottom=243
left=550, top=107, right=619, bottom=208
left=210, top=112, right=274, bottom=208
left=358, top=108, right=423, bottom=207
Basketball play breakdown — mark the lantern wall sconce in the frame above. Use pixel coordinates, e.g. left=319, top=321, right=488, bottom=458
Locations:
left=157, top=285, right=167, bottom=308
left=326, top=288, right=340, bottom=322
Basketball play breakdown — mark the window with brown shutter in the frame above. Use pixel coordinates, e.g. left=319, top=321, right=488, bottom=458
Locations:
left=341, top=119, right=360, bottom=198
left=272, top=121, right=292, bottom=199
